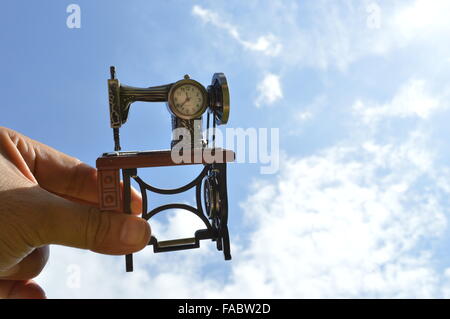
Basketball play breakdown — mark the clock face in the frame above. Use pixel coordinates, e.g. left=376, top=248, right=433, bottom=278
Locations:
left=168, top=78, right=208, bottom=120
left=172, top=84, right=204, bottom=117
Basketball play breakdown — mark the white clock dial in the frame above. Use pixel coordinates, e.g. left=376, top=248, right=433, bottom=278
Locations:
left=173, top=84, right=204, bottom=117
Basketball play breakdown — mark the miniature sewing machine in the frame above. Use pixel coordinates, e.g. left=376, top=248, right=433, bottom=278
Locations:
left=96, top=67, right=234, bottom=271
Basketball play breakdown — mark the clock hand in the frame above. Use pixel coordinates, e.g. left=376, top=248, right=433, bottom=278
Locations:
left=180, top=92, right=191, bottom=107
left=180, top=96, right=189, bottom=107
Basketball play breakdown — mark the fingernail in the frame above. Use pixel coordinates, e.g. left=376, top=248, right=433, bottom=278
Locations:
left=120, top=218, right=148, bottom=246
left=0, top=264, right=20, bottom=277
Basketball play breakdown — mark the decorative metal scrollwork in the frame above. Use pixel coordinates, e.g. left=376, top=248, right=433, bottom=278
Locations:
left=124, top=163, right=231, bottom=260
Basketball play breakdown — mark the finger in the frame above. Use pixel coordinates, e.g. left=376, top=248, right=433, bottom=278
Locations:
left=1, top=128, right=143, bottom=214
left=0, top=247, right=49, bottom=281
left=130, top=186, right=143, bottom=215
left=37, top=190, right=151, bottom=255
left=59, top=183, right=143, bottom=216
left=1, top=128, right=98, bottom=202
left=0, top=280, right=46, bottom=299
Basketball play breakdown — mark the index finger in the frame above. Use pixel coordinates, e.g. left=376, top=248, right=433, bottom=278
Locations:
left=1, top=128, right=142, bottom=214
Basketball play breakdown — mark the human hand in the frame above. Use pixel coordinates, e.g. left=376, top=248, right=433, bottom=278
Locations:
left=0, top=127, right=150, bottom=298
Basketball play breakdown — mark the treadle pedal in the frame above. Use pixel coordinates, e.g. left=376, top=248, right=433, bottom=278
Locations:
left=157, top=237, right=196, bottom=248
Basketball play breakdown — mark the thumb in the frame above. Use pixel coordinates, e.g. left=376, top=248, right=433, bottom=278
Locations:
left=37, top=188, right=151, bottom=255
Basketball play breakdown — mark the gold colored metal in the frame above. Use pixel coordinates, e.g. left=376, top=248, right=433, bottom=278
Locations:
left=208, top=73, right=230, bottom=125
left=107, top=67, right=230, bottom=151
left=108, top=79, right=174, bottom=128
left=157, top=237, right=197, bottom=248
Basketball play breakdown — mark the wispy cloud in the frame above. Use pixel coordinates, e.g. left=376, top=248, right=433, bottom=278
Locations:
left=237, top=133, right=446, bottom=298
left=296, top=111, right=313, bottom=121
left=192, top=1, right=450, bottom=71
left=37, top=76, right=450, bottom=298
left=35, top=0, right=450, bottom=298
left=192, top=5, right=282, bottom=57
left=354, top=79, right=446, bottom=125
left=393, top=0, right=450, bottom=41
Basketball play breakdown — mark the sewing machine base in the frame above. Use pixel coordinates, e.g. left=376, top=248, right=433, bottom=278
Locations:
left=96, top=148, right=234, bottom=272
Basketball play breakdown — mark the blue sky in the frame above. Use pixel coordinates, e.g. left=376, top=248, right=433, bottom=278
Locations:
left=2, top=0, right=450, bottom=298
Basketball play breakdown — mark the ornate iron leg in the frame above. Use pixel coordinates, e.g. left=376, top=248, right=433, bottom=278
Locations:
left=122, top=168, right=136, bottom=272
left=130, top=163, right=231, bottom=260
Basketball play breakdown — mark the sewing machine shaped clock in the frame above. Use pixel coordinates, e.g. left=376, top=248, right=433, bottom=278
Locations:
left=96, top=66, right=234, bottom=272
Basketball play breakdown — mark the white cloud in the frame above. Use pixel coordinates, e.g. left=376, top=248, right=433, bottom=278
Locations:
left=296, top=111, right=313, bottom=121
left=353, top=79, right=446, bottom=126
left=37, top=78, right=450, bottom=298
left=255, top=73, right=283, bottom=108
left=33, top=1, right=450, bottom=299
left=192, top=5, right=282, bottom=57
left=295, top=95, right=326, bottom=123
left=393, top=0, right=450, bottom=41
left=236, top=132, right=447, bottom=298
left=150, top=209, right=206, bottom=241
left=191, top=1, right=450, bottom=71
left=291, top=0, right=450, bottom=70
left=38, top=131, right=450, bottom=298
left=36, top=210, right=222, bottom=298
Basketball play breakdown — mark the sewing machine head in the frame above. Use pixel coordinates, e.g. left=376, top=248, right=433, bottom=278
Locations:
left=107, top=66, right=230, bottom=151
